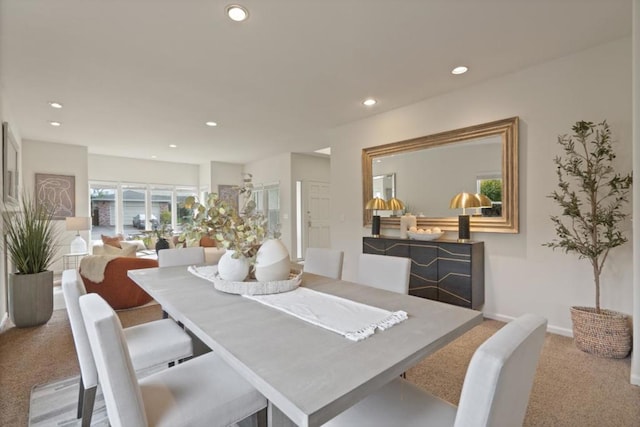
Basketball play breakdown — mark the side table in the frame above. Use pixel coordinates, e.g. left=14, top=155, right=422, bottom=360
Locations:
left=63, top=252, right=89, bottom=270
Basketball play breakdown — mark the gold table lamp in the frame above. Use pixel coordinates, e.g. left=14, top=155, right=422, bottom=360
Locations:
left=365, top=197, right=388, bottom=237
left=449, top=192, right=481, bottom=242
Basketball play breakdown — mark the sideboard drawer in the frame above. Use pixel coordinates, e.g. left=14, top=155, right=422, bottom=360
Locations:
left=363, top=237, right=484, bottom=309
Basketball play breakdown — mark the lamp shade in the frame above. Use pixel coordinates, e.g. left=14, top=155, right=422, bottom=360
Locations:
left=365, top=197, right=388, bottom=210
left=387, top=197, right=405, bottom=211
left=65, top=217, right=91, bottom=231
left=449, top=192, right=482, bottom=210
left=475, top=193, right=493, bottom=208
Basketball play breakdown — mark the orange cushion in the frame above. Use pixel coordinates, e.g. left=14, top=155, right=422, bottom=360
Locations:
left=81, top=257, right=159, bottom=310
left=101, top=234, right=124, bottom=248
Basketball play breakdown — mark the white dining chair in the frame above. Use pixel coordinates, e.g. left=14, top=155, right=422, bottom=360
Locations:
left=62, top=269, right=193, bottom=427
left=158, top=246, right=206, bottom=267
left=79, top=293, right=267, bottom=427
left=323, top=314, right=547, bottom=427
left=357, top=253, right=411, bottom=294
left=303, top=247, right=344, bottom=279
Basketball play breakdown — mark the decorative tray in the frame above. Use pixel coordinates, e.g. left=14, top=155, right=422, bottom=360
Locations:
left=407, top=231, right=445, bottom=241
left=188, top=265, right=302, bottom=295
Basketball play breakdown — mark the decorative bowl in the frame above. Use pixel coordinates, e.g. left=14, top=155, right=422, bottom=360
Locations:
left=188, top=265, right=302, bottom=295
left=407, top=231, right=444, bottom=241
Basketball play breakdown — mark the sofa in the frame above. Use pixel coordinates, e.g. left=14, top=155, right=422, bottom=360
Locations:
left=80, top=256, right=159, bottom=309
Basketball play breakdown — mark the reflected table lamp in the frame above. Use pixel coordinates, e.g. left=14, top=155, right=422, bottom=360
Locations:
left=386, top=197, right=405, bottom=216
left=66, top=216, right=91, bottom=253
left=449, top=192, right=481, bottom=242
left=365, top=197, right=388, bottom=238
left=474, top=193, right=493, bottom=216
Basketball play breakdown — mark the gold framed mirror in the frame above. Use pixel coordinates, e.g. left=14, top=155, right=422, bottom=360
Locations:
left=362, top=116, right=518, bottom=233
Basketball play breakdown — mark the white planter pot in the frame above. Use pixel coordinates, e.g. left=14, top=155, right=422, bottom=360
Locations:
left=217, top=250, right=249, bottom=282
left=255, top=239, right=290, bottom=282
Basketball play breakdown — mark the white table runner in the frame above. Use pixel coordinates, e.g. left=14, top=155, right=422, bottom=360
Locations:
left=243, top=287, right=408, bottom=341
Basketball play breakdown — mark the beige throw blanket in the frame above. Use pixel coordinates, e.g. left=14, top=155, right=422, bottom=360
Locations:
left=79, top=255, right=119, bottom=283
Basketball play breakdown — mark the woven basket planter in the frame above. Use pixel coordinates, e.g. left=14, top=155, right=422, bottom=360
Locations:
left=570, top=306, right=631, bottom=359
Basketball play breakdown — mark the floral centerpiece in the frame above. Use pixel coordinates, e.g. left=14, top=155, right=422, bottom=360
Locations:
left=180, top=174, right=268, bottom=279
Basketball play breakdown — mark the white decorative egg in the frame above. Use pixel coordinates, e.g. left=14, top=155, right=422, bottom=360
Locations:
left=433, top=227, right=442, bottom=233
left=425, top=228, right=432, bottom=233
left=417, top=229, right=425, bottom=234
left=409, top=226, right=418, bottom=232
left=254, top=239, right=290, bottom=281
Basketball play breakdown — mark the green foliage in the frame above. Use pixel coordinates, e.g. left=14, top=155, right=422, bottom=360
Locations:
left=480, top=179, right=502, bottom=202
left=159, top=210, right=171, bottom=225
left=2, top=193, right=62, bottom=274
left=544, top=121, right=632, bottom=311
left=180, top=174, right=268, bottom=262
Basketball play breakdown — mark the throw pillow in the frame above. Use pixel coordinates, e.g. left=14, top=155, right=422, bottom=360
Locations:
left=102, top=243, right=137, bottom=258
left=199, top=236, right=218, bottom=247
left=101, top=234, right=124, bottom=248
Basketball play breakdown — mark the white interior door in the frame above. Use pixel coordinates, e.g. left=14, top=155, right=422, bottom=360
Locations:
left=303, top=181, right=330, bottom=255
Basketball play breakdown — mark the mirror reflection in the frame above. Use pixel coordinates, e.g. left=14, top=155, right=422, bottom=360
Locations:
left=372, top=135, right=502, bottom=218
left=362, top=117, right=519, bottom=233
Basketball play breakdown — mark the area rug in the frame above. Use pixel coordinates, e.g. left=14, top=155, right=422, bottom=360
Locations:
left=29, top=364, right=162, bottom=427
left=29, top=375, right=108, bottom=427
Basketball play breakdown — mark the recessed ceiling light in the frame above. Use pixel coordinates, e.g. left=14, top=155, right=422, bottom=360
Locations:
left=205, top=121, right=218, bottom=127
left=49, top=121, right=62, bottom=127
left=151, top=155, right=157, bottom=159
left=226, top=4, right=249, bottom=22
left=451, top=66, right=468, bottom=75
left=48, top=101, right=63, bottom=109
left=169, top=144, right=177, bottom=148
left=363, top=98, right=377, bottom=107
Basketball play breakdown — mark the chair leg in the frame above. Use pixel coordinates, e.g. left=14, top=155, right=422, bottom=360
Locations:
left=77, top=377, right=97, bottom=427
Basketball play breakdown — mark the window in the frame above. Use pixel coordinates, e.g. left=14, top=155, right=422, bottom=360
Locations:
left=90, top=184, right=117, bottom=239
left=252, top=183, right=280, bottom=235
left=90, top=182, right=198, bottom=240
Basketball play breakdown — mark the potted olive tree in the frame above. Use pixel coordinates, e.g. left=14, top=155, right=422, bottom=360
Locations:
left=2, top=193, right=61, bottom=327
left=545, top=120, right=632, bottom=358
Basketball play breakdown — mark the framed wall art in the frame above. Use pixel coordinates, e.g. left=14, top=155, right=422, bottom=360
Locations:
left=218, top=184, right=239, bottom=212
left=35, top=173, right=76, bottom=219
left=2, top=122, right=19, bottom=203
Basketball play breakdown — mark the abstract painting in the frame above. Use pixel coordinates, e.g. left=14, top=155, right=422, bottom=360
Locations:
left=35, top=173, right=75, bottom=219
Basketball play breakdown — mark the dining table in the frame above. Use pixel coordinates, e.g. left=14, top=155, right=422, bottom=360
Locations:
left=128, top=265, right=483, bottom=427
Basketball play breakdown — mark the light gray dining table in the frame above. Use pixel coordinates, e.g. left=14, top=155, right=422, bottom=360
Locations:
left=128, top=265, right=483, bottom=427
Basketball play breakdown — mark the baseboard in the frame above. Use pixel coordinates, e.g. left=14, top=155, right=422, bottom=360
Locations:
left=631, top=373, right=640, bottom=387
left=483, top=312, right=573, bottom=337
left=0, top=312, right=9, bottom=333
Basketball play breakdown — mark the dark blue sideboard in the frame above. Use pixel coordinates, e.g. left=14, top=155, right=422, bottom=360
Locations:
left=363, top=237, right=484, bottom=310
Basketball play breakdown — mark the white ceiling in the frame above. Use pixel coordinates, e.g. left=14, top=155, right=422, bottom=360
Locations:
left=0, top=0, right=632, bottom=165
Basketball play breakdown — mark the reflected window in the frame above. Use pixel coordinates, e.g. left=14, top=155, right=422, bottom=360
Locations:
left=476, top=176, right=502, bottom=217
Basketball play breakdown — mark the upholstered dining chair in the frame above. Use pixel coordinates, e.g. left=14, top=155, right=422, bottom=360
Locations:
left=158, top=246, right=206, bottom=268
left=357, top=253, right=411, bottom=294
left=303, top=247, right=344, bottom=279
left=79, top=293, right=267, bottom=427
left=62, top=269, right=193, bottom=427
left=323, top=314, right=547, bottom=427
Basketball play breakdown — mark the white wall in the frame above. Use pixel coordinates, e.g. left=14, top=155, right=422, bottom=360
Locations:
left=631, top=0, right=639, bottom=386
left=22, top=140, right=89, bottom=274
left=330, top=37, right=633, bottom=335
left=0, top=83, right=21, bottom=327
left=245, top=153, right=293, bottom=253
left=209, top=161, right=244, bottom=192
left=89, top=154, right=199, bottom=185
